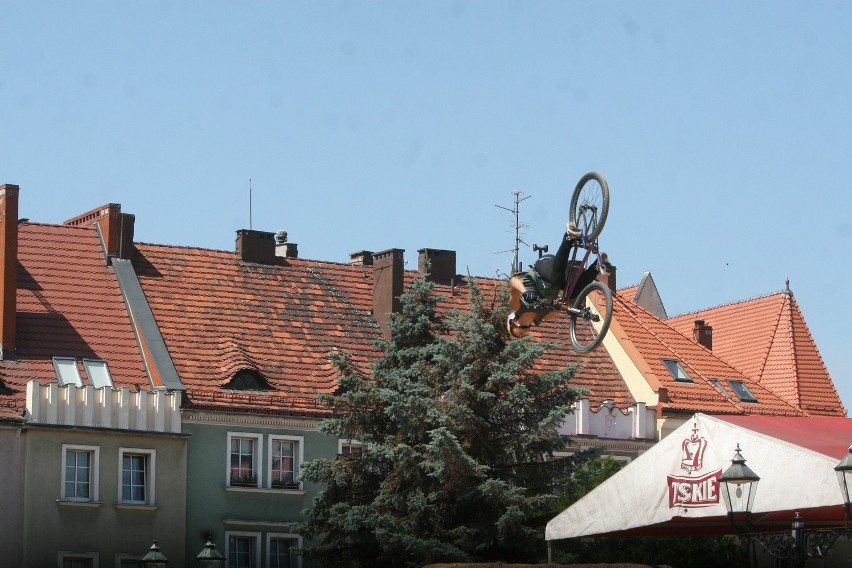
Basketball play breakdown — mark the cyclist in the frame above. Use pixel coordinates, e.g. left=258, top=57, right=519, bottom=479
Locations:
left=506, top=221, right=613, bottom=339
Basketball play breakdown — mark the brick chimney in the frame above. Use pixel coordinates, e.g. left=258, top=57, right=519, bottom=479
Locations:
left=0, top=184, right=19, bottom=359
left=417, top=248, right=456, bottom=284
left=64, top=203, right=136, bottom=260
left=693, top=319, right=712, bottom=350
left=372, top=249, right=404, bottom=339
left=236, top=230, right=276, bottom=264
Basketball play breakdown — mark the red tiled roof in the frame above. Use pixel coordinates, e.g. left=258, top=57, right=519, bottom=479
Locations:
left=667, top=291, right=846, bottom=417
left=133, top=244, right=386, bottom=415
left=0, top=223, right=150, bottom=419
left=611, top=292, right=802, bottom=417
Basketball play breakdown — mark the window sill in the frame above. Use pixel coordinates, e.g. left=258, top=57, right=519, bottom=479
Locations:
left=224, top=486, right=306, bottom=495
left=114, top=503, right=159, bottom=511
left=56, top=499, right=103, bottom=508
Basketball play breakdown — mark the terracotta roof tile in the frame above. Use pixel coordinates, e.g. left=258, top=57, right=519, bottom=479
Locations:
left=0, top=223, right=150, bottom=418
left=612, top=292, right=802, bottom=417
left=667, top=291, right=845, bottom=417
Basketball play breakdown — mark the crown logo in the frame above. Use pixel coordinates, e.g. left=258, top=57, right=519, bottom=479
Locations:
left=680, top=422, right=708, bottom=473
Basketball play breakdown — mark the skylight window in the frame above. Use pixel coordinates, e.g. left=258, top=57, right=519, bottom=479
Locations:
left=83, top=359, right=114, bottom=389
left=727, top=380, right=758, bottom=403
left=709, top=378, right=730, bottom=397
left=53, top=357, right=83, bottom=387
left=662, top=359, right=693, bottom=383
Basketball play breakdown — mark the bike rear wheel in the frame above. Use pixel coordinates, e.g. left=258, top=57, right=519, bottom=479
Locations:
left=569, top=280, right=613, bottom=353
left=569, top=171, right=609, bottom=242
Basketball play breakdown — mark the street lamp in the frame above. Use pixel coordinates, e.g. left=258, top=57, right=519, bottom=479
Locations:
left=719, top=444, right=852, bottom=568
left=719, top=444, right=760, bottom=526
left=141, top=539, right=168, bottom=567
left=196, top=535, right=225, bottom=568
left=834, top=444, right=852, bottom=517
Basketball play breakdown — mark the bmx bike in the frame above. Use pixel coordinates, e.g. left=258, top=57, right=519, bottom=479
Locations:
left=510, top=171, right=613, bottom=353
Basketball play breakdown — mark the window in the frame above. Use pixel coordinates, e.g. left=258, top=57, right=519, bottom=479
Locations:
left=118, top=448, right=156, bottom=505
left=225, top=370, right=267, bottom=391
left=62, top=445, right=99, bottom=502
left=228, top=433, right=262, bottom=487
left=53, top=357, right=83, bottom=386
left=57, top=552, right=97, bottom=568
left=82, top=359, right=113, bottom=389
left=727, top=380, right=758, bottom=403
left=709, top=378, right=730, bottom=397
left=662, top=359, right=693, bottom=382
left=226, top=532, right=259, bottom=568
left=269, top=435, right=303, bottom=489
left=338, top=439, right=364, bottom=458
left=268, top=533, right=302, bottom=568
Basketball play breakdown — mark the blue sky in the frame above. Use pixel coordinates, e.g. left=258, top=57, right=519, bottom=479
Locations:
left=2, top=2, right=851, bottom=411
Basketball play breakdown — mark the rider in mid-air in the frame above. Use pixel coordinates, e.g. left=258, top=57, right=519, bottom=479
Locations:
left=506, top=220, right=613, bottom=339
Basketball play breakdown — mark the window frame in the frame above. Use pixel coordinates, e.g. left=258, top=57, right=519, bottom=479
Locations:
left=338, top=438, right=365, bottom=458
left=61, top=444, right=100, bottom=502
left=57, top=552, right=99, bottom=568
left=226, top=531, right=261, bottom=568
left=268, top=435, right=304, bottom=490
left=727, top=379, right=759, bottom=403
left=82, top=358, right=114, bottom=389
left=53, top=357, right=83, bottom=387
left=266, top=532, right=303, bottom=568
left=661, top=358, right=694, bottom=383
left=117, top=447, right=156, bottom=505
left=227, top=432, right=263, bottom=488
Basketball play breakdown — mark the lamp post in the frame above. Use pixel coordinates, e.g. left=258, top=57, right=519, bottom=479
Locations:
left=196, top=535, right=225, bottom=568
left=141, top=539, right=168, bottom=567
left=719, top=444, right=852, bottom=568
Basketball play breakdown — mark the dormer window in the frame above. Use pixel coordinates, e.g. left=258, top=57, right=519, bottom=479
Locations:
left=83, top=359, right=113, bottom=389
left=727, top=380, right=758, bottom=403
left=662, top=359, right=693, bottom=383
left=225, top=370, right=267, bottom=391
left=53, top=358, right=83, bottom=386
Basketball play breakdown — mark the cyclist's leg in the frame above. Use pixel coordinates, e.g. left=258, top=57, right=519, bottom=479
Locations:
left=551, top=232, right=578, bottom=290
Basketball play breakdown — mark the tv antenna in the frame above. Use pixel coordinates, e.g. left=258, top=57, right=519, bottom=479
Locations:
left=249, top=178, right=253, bottom=230
left=495, top=192, right=531, bottom=275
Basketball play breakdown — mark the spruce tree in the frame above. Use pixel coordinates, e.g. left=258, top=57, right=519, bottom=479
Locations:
left=298, top=277, right=586, bottom=567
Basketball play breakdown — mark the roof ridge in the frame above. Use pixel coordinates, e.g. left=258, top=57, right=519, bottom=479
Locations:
left=668, top=289, right=789, bottom=319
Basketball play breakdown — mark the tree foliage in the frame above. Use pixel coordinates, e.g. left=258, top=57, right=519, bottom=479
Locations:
left=297, top=277, right=587, bottom=567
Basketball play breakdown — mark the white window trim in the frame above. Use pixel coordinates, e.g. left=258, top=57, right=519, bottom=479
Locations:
left=57, top=551, right=99, bottom=567
left=267, top=435, right=303, bottom=490
left=266, top=532, right=303, bottom=568
left=337, top=438, right=364, bottom=455
left=226, top=530, right=261, bottom=568
left=117, top=447, right=156, bottom=505
left=82, top=358, right=114, bottom=389
left=61, top=444, right=100, bottom=502
left=53, top=357, right=83, bottom=387
left=227, top=432, right=263, bottom=488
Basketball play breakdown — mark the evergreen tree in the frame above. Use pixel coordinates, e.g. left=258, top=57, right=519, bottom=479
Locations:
left=297, top=277, right=588, bottom=567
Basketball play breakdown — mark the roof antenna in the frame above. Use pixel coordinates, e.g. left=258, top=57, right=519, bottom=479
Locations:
left=249, top=178, right=253, bottom=230
left=494, top=191, right=531, bottom=275
left=785, top=277, right=791, bottom=294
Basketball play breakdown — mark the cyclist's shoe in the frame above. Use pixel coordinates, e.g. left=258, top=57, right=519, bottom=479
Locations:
left=506, top=313, right=531, bottom=339
left=566, top=221, right=581, bottom=240
left=520, top=290, right=539, bottom=309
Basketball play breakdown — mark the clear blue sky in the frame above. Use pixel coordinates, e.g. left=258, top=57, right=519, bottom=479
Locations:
left=3, top=2, right=851, bottom=412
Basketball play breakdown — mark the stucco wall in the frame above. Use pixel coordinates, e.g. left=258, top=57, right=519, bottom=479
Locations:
left=22, top=426, right=187, bottom=567
left=0, top=424, right=25, bottom=567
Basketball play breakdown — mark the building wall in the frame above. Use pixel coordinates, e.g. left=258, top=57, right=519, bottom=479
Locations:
left=0, top=424, right=25, bottom=567
left=22, top=426, right=187, bottom=567
left=182, top=412, right=336, bottom=568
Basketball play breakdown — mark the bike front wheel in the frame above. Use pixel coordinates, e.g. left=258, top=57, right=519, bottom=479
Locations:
left=569, top=171, right=609, bottom=242
left=569, top=281, right=613, bottom=353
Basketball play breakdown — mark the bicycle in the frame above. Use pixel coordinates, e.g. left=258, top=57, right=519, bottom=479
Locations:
left=507, top=171, right=613, bottom=353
